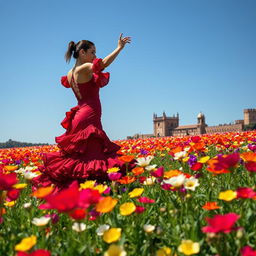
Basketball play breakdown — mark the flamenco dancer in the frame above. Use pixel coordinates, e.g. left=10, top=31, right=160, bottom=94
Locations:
left=36, top=34, right=132, bottom=188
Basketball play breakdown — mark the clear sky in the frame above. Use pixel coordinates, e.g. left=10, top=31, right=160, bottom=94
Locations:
left=0, top=0, right=255, bottom=144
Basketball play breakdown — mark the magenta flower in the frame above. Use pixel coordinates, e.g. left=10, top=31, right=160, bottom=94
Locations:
left=202, top=213, right=240, bottom=233
left=151, top=166, right=164, bottom=177
left=108, top=172, right=122, bottom=181
left=236, top=187, right=256, bottom=199
left=241, top=246, right=256, bottom=256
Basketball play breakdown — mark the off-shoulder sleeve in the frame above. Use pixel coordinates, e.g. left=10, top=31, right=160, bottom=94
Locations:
left=92, top=58, right=110, bottom=88
left=61, top=76, right=71, bottom=88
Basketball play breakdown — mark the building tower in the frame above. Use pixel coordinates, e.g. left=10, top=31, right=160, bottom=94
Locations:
left=244, top=109, right=256, bottom=126
left=153, top=112, right=179, bottom=137
left=197, top=112, right=206, bottom=134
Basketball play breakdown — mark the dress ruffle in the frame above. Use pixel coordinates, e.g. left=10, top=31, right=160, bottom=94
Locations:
left=56, top=124, right=121, bottom=155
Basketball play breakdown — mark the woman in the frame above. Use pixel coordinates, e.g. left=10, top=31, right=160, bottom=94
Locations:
left=36, top=34, right=131, bottom=187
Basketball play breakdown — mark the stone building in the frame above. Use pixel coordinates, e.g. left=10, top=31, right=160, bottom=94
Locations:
left=127, top=108, right=256, bottom=139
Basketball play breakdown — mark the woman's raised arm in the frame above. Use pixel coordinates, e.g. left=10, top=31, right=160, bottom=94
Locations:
left=102, top=33, right=131, bottom=68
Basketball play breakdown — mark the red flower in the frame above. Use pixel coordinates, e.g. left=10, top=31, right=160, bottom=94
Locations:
left=0, top=173, right=18, bottom=190
left=68, top=208, right=87, bottom=220
left=191, top=162, right=203, bottom=171
left=137, top=197, right=155, bottom=204
left=202, top=213, right=240, bottom=233
left=7, top=189, right=20, bottom=201
left=245, top=162, right=256, bottom=172
left=236, top=187, right=256, bottom=199
left=42, top=182, right=80, bottom=212
left=241, top=246, right=256, bottom=256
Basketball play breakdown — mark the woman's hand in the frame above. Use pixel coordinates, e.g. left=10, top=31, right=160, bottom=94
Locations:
left=118, top=33, right=131, bottom=50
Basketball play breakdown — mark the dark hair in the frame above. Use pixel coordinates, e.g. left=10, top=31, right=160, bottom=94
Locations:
left=65, top=40, right=95, bottom=63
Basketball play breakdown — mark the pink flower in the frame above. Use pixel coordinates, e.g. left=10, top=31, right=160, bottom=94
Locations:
left=202, top=213, right=240, bottom=233
left=151, top=167, right=164, bottom=177
left=16, top=249, right=51, bottom=256
left=137, top=197, right=155, bottom=204
left=215, top=153, right=240, bottom=170
left=241, top=246, right=256, bottom=256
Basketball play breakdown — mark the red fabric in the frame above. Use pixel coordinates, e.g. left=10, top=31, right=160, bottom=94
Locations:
left=35, top=59, right=129, bottom=187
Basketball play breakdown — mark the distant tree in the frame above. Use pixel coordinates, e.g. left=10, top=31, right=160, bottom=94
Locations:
left=0, top=139, right=49, bottom=149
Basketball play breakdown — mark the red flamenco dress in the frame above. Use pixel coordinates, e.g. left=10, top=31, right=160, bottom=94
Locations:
left=36, top=59, right=128, bottom=187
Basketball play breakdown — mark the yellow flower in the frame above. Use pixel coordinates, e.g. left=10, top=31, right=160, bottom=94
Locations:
left=107, top=167, right=120, bottom=173
left=93, top=184, right=108, bottom=194
left=96, top=197, right=118, bottom=213
left=119, top=202, right=136, bottom=216
left=4, top=201, right=16, bottom=207
left=198, top=156, right=210, bottom=163
left=13, top=183, right=28, bottom=189
left=15, top=235, right=37, bottom=252
left=178, top=240, right=200, bottom=255
left=104, top=244, right=127, bottom=256
left=156, top=247, right=172, bottom=256
left=218, top=190, right=237, bottom=201
left=128, top=188, right=144, bottom=198
left=182, top=157, right=190, bottom=163
left=103, top=228, right=122, bottom=243
left=80, top=180, right=96, bottom=190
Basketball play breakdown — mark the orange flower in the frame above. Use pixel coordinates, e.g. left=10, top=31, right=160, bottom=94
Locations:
left=164, top=170, right=182, bottom=179
left=95, top=196, right=118, bottom=213
left=118, top=155, right=135, bottom=163
left=118, top=176, right=136, bottom=184
left=4, top=165, right=18, bottom=172
left=132, top=167, right=144, bottom=176
left=240, top=152, right=256, bottom=162
left=32, top=186, right=54, bottom=199
left=202, top=202, right=221, bottom=210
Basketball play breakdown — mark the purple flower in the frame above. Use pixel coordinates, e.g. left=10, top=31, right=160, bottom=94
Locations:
left=140, top=149, right=149, bottom=155
left=188, top=155, right=197, bottom=167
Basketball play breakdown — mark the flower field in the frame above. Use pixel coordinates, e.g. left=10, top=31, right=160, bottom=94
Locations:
left=1, top=131, right=256, bottom=256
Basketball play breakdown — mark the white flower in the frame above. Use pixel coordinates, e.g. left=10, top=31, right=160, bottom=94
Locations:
left=23, top=202, right=32, bottom=208
left=143, top=224, right=155, bottom=233
left=184, top=177, right=199, bottom=191
left=136, top=156, right=154, bottom=167
left=145, top=164, right=157, bottom=171
left=163, top=174, right=186, bottom=187
left=96, top=224, right=110, bottom=236
left=32, top=216, right=51, bottom=226
left=143, top=176, right=156, bottom=185
left=24, top=171, right=39, bottom=180
left=174, top=151, right=187, bottom=160
left=72, top=222, right=86, bottom=232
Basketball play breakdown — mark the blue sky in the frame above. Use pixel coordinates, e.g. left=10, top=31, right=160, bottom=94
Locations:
left=0, top=0, right=255, bottom=144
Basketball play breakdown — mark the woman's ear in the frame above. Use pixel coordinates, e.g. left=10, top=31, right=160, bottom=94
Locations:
left=80, top=49, right=86, bottom=56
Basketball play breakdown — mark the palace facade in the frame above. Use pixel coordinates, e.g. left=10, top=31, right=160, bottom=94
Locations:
left=127, top=108, right=256, bottom=139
